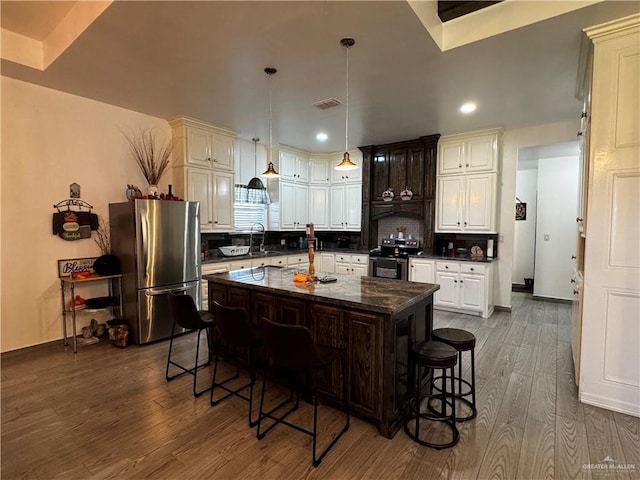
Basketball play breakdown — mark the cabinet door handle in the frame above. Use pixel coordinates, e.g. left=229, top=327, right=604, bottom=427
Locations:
left=458, top=164, right=462, bottom=168
left=214, top=221, right=218, bottom=224
left=470, top=268, right=474, bottom=271
left=207, top=157, right=211, bottom=161
left=213, top=158, right=218, bottom=162
left=576, top=217, right=583, bottom=223
left=464, top=222, right=467, bottom=226
left=573, top=289, right=579, bottom=295
left=454, top=279, right=458, bottom=283
left=457, top=222, right=461, bottom=226
left=571, top=255, right=577, bottom=260
left=460, top=280, right=464, bottom=284
left=445, top=266, right=449, bottom=269
left=571, top=278, right=576, bottom=284
left=465, top=164, right=469, bottom=167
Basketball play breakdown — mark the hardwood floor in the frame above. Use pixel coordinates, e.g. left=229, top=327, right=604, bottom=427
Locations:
left=2, top=293, right=638, bottom=479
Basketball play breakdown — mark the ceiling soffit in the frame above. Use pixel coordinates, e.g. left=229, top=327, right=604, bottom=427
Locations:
left=0, top=1, right=112, bottom=70
left=408, top=0, right=605, bottom=51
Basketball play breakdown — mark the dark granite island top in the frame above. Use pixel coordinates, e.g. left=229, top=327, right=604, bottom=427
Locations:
left=205, top=266, right=440, bottom=438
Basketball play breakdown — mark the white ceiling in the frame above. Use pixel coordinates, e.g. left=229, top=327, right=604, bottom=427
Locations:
left=2, top=1, right=638, bottom=153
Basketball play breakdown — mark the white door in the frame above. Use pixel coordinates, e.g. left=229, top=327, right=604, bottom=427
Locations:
left=465, top=173, right=496, bottom=232
left=345, top=184, right=362, bottom=231
left=279, top=151, right=298, bottom=181
left=212, top=172, right=233, bottom=231
left=187, top=128, right=212, bottom=167
left=581, top=20, right=640, bottom=416
left=295, top=185, right=309, bottom=230
left=330, top=185, right=346, bottom=229
left=466, top=134, right=496, bottom=172
left=438, top=141, right=465, bottom=175
left=309, top=158, right=330, bottom=184
left=352, top=264, right=368, bottom=276
left=309, top=186, right=329, bottom=229
left=211, top=134, right=234, bottom=171
left=436, top=177, right=463, bottom=231
left=459, top=273, right=484, bottom=311
left=435, top=271, right=458, bottom=308
left=319, top=253, right=335, bottom=273
left=335, top=263, right=351, bottom=275
left=187, top=168, right=213, bottom=231
left=410, top=260, right=435, bottom=283
left=280, top=182, right=297, bottom=229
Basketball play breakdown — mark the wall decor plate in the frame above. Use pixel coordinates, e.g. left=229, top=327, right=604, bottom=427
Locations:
left=382, top=189, right=394, bottom=201
left=400, top=188, right=413, bottom=201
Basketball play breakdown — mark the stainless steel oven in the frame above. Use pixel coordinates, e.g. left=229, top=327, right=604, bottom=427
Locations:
left=369, top=257, right=408, bottom=281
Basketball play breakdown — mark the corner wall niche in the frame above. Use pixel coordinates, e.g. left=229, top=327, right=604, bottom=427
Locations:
left=359, top=134, right=440, bottom=251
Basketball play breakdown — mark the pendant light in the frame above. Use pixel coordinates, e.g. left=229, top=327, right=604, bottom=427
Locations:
left=261, top=67, right=280, bottom=178
left=247, top=138, right=270, bottom=203
left=335, top=37, right=358, bottom=171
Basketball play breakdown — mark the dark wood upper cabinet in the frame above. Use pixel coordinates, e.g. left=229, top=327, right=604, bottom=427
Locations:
left=359, top=134, right=440, bottom=250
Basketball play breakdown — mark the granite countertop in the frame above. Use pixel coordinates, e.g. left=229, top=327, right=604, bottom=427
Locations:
left=204, top=267, right=439, bottom=315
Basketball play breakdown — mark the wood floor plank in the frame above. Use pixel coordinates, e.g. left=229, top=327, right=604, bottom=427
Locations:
left=513, top=343, right=538, bottom=377
left=584, top=404, right=634, bottom=480
left=494, top=372, right=534, bottom=429
left=476, top=422, right=525, bottom=480
left=556, top=415, right=592, bottom=480
left=517, top=417, right=555, bottom=480
left=528, top=371, right=557, bottom=425
left=613, top=411, right=640, bottom=471
left=535, top=340, right=557, bottom=375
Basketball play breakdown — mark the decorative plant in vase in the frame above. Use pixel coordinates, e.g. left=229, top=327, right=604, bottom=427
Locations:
left=122, top=127, right=175, bottom=196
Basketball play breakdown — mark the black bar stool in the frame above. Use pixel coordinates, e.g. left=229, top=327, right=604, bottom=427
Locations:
left=166, top=293, right=215, bottom=397
left=256, top=319, right=350, bottom=467
left=431, top=328, right=477, bottom=421
left=210, top=301, right=263, bottom=427
left=404, top=340, right=459, bottom=449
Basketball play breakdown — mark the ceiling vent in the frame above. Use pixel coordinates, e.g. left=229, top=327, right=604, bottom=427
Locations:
left=313, top=98, right=343, bottom=110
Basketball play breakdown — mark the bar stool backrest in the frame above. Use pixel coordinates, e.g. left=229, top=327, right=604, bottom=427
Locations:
left=261, top=319, right=323, bottom=371
left=212, top=301, right=259, bottom=348
left=168, top=293, right=205, bottom=330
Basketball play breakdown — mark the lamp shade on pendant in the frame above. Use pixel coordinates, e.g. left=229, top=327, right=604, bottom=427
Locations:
left=261, top=162, right=279, bottom=177
left=335, top=151, right=358, bottom=171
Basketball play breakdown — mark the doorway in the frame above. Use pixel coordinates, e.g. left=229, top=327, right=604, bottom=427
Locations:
left=513, top=141, right=580, bottom=300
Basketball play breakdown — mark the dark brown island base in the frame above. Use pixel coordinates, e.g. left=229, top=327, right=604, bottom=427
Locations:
left=205, top=266, right=439, bottom=439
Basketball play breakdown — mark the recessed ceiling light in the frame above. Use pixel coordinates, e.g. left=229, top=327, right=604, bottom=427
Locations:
left=316, top=132, right=328, bottom=142
left=460, top=102, right=477, bottom=114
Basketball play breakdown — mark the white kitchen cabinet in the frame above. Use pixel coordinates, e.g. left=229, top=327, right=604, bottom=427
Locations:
left=309, top=186, right=330, bottom=230
left=319, top=252, right=335, bottom=273
left=170, top=116, right=236, bottom=232
left=251, top=257, right=272, bottom=268
left=436, top=173, right=497, bottom=233
left=228, top=259, right=253, bottom=271
left=409, top=258, right=435, bottom=283
left=279, top=149, right=309, bottom=183
left=335, top=253, right=368, bottom=276
left=309, top=155, right=331, bottom=184
left=330, top=183, right=361, bottom=231
left=177, top=167, right=234, bottom=232
left=438, top=129, right=500, bottom=176
left=271, top=256, right=288, bottom=268
left=169, top=116, right=235, bottom=171
left=201, top=262, right=231, bottom=309
left=280, top=182, right=309, bottom=230
left=433, top=260, right=494, bottom=318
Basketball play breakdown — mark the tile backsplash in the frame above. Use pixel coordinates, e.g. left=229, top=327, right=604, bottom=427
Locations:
left=377, top=217, right=424, bottom=245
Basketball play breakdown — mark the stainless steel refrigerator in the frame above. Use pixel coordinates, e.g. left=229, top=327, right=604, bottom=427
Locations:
left=109, top=200, right=201, bottom=344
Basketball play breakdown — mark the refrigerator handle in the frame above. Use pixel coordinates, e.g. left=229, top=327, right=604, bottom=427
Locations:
left=144, top=286, right=192, bottom=296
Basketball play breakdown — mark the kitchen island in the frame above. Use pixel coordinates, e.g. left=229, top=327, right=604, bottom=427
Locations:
left=205, top=266, right=439, bottom=438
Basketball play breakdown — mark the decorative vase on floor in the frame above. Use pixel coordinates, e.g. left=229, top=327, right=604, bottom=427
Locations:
left=147, top=184, right=159, bottom=196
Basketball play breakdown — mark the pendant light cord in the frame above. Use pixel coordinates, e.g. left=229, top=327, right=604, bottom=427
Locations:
left=345, top=44, right=349, bottom=154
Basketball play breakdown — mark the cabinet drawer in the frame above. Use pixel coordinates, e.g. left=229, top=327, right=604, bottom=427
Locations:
left=351, top=255, right=368, bottom=265
left=461, top=263, right=487, bottom=274
left=202, top=263, right=231, bottom=275
left=271, top=256, right=287, bottom=267
left=335, top=254, right=351, bottom=263
left=436, top=261, right=461, bottom=273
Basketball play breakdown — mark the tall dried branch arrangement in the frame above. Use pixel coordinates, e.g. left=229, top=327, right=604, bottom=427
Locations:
left=94, top=216, right=111, bottom=255
left=122, top=127, right=175, bottom=185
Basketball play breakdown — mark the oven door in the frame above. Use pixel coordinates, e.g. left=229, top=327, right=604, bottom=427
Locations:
left=369, top=257, right=408, bottom=280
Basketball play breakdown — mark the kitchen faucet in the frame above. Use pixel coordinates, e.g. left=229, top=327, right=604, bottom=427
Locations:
left=249, top=223, right=265, bottom=256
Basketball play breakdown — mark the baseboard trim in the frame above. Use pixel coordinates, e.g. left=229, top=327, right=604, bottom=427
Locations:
left=495, top=305, right=512, bottom=312
left=532, top=295, right=572, bottom=305
left=580, top=391, right=640, bottom=418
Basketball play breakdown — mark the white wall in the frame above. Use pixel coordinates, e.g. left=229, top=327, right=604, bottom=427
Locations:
left=1, top=76, right=172, bottom=352
left=533, top=156, right=579, bottom=299
left=497, top=120, right=580, bottom=308
left=513, top=168, right=537, bottom=284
